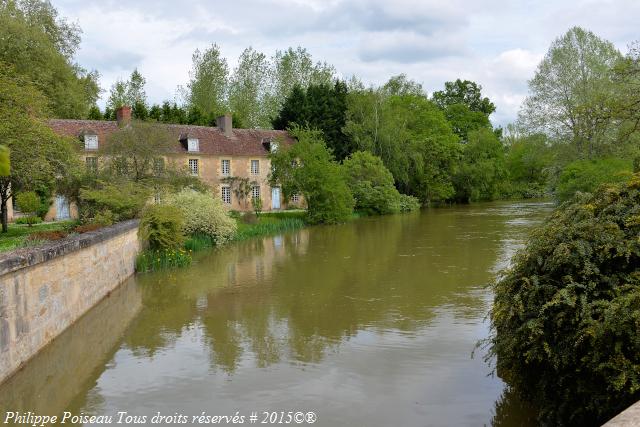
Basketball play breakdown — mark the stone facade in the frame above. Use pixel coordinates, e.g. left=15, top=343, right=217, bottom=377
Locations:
left=0, top=220, right=140, bottom=384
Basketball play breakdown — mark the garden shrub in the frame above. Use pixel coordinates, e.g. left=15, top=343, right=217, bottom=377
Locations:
left=398, top=194, right=421, bottom=212
left=342, top=152, right=420, bottom=214
left=555, top=157, right=632, bottom=202
left=79, top=181, right=149, bottom=222
left=15, top=216, right=42, bottom=225
left=166, top=188, right=237, bottom=244
left=489, top=173, right=640, bottom=425
left=139, top=204, right=184, bottom=250
left=15, top=191, right=41, bottom=225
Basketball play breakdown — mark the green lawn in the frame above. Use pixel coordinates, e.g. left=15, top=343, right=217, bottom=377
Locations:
left=0, top=221, right=73, bottom=253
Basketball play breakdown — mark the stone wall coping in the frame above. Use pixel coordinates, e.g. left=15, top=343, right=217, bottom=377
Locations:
left=602, top=400, right=640, bottom=426
left=0, top=220, right=139, bottom=276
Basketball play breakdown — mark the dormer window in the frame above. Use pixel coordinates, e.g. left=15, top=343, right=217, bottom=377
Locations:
left=187, top=138, right=199, bottom=152
left=84, top=134, right=98, bottom=150
left=270, top=142, right=279, bottom=153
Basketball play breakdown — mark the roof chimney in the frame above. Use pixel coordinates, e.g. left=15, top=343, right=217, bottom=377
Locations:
left=217, top=113, right=232, bottom=137
left=116, top=105, right=132, bottom=126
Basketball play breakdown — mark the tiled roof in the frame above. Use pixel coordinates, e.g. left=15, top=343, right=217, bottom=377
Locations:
left=48, top=119, right=295, bottom=156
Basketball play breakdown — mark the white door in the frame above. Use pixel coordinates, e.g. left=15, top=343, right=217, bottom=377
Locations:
left=55, top=195, right=70, bottom=220
left=271, top=187, right=281, bottom=210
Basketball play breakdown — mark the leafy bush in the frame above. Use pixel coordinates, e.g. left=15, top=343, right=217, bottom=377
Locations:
left=139, top=204, right=184, bottom=250
left=79, top=181, right=150, bottom=222
left=15, top=192, right=41, bottom=225
left=398, top=194, right=421, bottom=212
left=136, top=248, right=192, bottom=272
left=15, top=216, right=42, bottom=225
left=489, top=174, right=640, bottom=425
left=269, top=128, right=354, bottom=224
left=166, top=188, right=237, bottom=244
left=556, top=158, right=632, bottom=202
left=252, top=196, right=263, bottom=217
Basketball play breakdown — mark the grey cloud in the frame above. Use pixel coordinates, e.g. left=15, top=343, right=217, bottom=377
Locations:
left=358, top=31, right=465, bottom=63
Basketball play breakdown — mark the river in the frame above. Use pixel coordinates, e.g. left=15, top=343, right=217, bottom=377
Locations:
left=0, top=201, right=553, bottom=426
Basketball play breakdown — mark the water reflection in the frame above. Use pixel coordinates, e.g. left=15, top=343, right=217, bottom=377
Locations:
left=0, top=201, right=553, bottom=426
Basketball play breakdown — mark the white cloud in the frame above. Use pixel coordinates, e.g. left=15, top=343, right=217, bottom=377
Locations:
left=54, top=0, right=639, bottom=125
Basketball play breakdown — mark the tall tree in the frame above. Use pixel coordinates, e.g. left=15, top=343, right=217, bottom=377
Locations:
left=264, top=47, right=335, bottom=121
left=0, top=64, right=80, bottom=231
left=228, top=47, right=270, bottom=128
left=106, top=69, right=148, bottom=119
left=518, top=27, right=622, bottom=157
left=344, top=84, right=460, bottom=203
left=186, top=44, right=229, bottom=117
left=272, top=81, right=354, bottom=160
left=432, top=79, right=496, bottom=116
left=0, top=0, right=100, bottom=118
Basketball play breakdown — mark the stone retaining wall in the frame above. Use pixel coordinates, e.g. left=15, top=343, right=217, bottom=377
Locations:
left=0, top=220, right=139, bottom=384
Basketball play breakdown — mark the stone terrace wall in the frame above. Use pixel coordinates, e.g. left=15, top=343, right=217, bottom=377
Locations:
left=0, top=220, right=139, bottom=384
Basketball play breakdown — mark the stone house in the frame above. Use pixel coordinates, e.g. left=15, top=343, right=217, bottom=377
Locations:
left=9, top=106, right=302, bottom=222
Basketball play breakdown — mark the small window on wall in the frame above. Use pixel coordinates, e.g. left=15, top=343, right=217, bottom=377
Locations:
left=84, top=134, right=98, bottom=150
left=221, top=159, right=230, bottom=176
left=291, top=193, right=300, bottom=203
left=86, top=157, right=98, bottom=174
left=187, top=138, right=199, bottom=152
left=251, top=185, right=261, bottom=200
left=251, top=159, right=259, bottom=175
left=189, top=158, right=199, bottom=176
left=221, top=186, right=231, bottom=204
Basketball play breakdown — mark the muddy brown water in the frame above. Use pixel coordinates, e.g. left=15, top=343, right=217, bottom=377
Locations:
left=0, top=201, right=554, bottom=426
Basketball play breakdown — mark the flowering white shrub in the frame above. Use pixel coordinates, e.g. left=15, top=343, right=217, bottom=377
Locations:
left=166, top=189, right=237, bottom=244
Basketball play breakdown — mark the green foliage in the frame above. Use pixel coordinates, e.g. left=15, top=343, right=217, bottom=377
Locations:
left=272, top=81, right=354, bottom=160
left=79, top=181, right=149, bottom=222
left=341, top=151, right=419, bottom=215
left=166, top=188, right=237, bottom=244
left=135, top=248, right=192, bottom=273
left=441, top=103, right=492, bottom=141
left=234, top=217, right=305, bottom=241
left=186, top=44, right=229, bottom=117
left=518, top=27, right=622, bottom=157
left=0, top=0, right=100, bottom=118
left=344, top=87, right=460, bottom=204
left=14, top=216, right=41, bottom=225
left=398, top=194, right=421, bottom=212
left=454, top=128, right=508, bottom=202
left=489, top=174, right=640, bottom=425
left=0, top=146, right=9, bottom=176
left=432, top=79, right=496, bottom=116
left=15, top=191, right=39, bottom=218
left=251, top=196, right=263, bottom=218
left=106, top=69, right=147, bottom=113
left=139, top=204, right=184, bottom=250
left=0, top=64, right=81, bottom=232
left=184, top=232, right=215, bottom=252
left=504, top=134, right=553, bottom=198
left=269, top=128, right=354, bottom=224
left=556, top=158, right=632, bottom=202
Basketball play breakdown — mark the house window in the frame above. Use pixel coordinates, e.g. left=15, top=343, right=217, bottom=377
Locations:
left=84, top=134, right=98, bottom=150
left=187, top=138, right=199, bottom=152
left=291, top=193, right=300, bottom=203
left=221, top=159, right=230, bottom=176
left=221, top=186, right=231, bottom=204
left=154, top=192, right=162, bottom=204
left=86, top=156, right=98, bottom=173
left=251, top=160, right=259, bottom=175
left=270, top=142, right=279, bottom=153
left=189, top=159, right=199, bottom=176
left=154, top=158, right=165, bottom=175
left=251, top=185, right=261, bottom=201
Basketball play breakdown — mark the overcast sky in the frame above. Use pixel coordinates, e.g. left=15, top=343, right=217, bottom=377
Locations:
left=55, top=0, right=639, bottom=126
